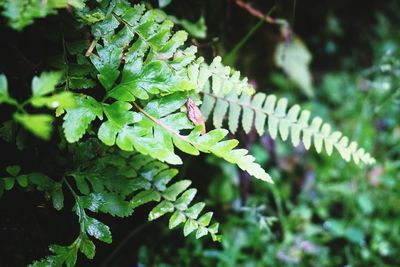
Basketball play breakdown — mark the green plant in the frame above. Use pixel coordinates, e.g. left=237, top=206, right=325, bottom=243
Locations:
left=0, top=0, right=376, bottom=266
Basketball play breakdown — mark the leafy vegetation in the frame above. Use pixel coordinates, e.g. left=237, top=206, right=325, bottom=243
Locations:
left=1, top=0, right=397, bottom=266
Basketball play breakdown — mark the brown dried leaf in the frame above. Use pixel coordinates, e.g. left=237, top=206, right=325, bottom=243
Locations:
left=186, top=98, right=206, bottom=134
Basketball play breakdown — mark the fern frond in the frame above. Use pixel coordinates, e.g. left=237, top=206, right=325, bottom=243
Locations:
left=130, top=157, right=221, bottom=240
left=200, top=90, right=375, bottom=165
left=76, top=151, right=220, bottom=240
left=88, top=2, right=196, bottom=99
left=132, top=99, right=273, bottom=183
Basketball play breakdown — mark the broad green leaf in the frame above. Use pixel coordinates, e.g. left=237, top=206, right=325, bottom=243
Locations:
left=63, top=96, right=103, bottom=142
left=79, top=236, right=96, bottom=259
left=109, top=61, right=183, bottom=101
left=275, top=38, right=314, bottom=97
left=6, top=165, right=21, bottom=176
left=98, top=101, right=142, bottom=150
left=52, top=243, right=79, bottom=267
left=16, top=175, right=28, bottom=187
left=84, top=216, right=112, bottom=243
left=32, top=71, right=63, bottom=97
left=27, top=173, right=55, bottom=191
left=4, top=177, right=14, bottom=190
left=14, top=113, right=54, bottom=140
left=90, top=44, right=121, bottom=90
left=148, top=200, right=174, bottom=221
left=64, top=247, right=78, bottom=267
left=31, top=92, right=76, bottom=109
left=74, top=175, right=90, bottom=195
left=160, top=113, right=193, bottom=130
left=45, top=244, right=78, bottom=267
left=82, top=192, right=133, bottom=217
left=144, top=92, right=188, bottom=118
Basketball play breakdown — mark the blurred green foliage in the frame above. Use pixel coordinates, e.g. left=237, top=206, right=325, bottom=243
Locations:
left=0, top=0, right=399, bottom=266
left=131, top=1, right=400, bottom=266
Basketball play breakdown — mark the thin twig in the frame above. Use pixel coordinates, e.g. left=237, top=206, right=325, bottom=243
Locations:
left=234, top=0, right=278, bottom=25
left=85, top=39, right=97, bottom=57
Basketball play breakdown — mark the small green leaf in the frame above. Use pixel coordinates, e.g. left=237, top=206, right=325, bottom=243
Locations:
left=172, top=136, right=199, bottom=155
left=174, top=188, right=197, bottom=210
left=65, top=248, right=78, bottom=267
left=197, top=212, right=213, bottom=227
left=84, top=216, right=112, bottom=243
left=185, top=202, right=205, bottom=219
left=159, top=0, right=172, bottom=8
left=195, top=226, right=208, bottom=239
left=31, top=92, right=76, bottom=109
left=144, top=91, right=188, bottom=118
left=14, top=113, right=54, bottom=140
left=0, top=120, right=15, bottom=142
left=27, top=172, right=54, bottom=191
left=169, top=211, right=186, bottom=229
left=162, top=180, right=192, bottom=201
left=74, top=175, right=90, bottom=195
left=6, top=165, right=21, bottom=176
left=79, top=236, right=96, bottom=259
left=171, top=16, right=207, bottom=39
left=148, top=200, right=174, bottom=221
left=82, top=192, right=133, bottom=217
left=4, top=177, right=15, bottom=190
left=0, top=74, right=10, bottom=103
left=208, top=223, right=219, bottom=234
left=63, top=96, right=103, bottom=142
left=42, top=244, right=78, bottom=267
left=51, top=185, right=64, bottom=211
left=183, top=219, right=198, bottom=236
left=212, top=233, right=222, bottom=242
left=16, top=175, right=28, bottom=187
left=130, top=189, right=161, bottom=209
left=32, top=72, right=63, bottom=97
left=275, top=38, right=314, bottom=97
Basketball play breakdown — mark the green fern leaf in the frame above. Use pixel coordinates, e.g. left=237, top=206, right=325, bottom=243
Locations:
left=200, top=88, right=375, bottom=165
left=63, top=96, right=103, bottom=143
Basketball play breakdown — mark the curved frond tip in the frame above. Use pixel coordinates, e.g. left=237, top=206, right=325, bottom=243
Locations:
left=200, top=90, right=375, bottom=165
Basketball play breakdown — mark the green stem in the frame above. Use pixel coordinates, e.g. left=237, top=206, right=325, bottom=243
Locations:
left=223, top=6, right=276, bottom=66
left=63, top=176, right=79, bottom=200
left=63, top=177, right=87, bottom=232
